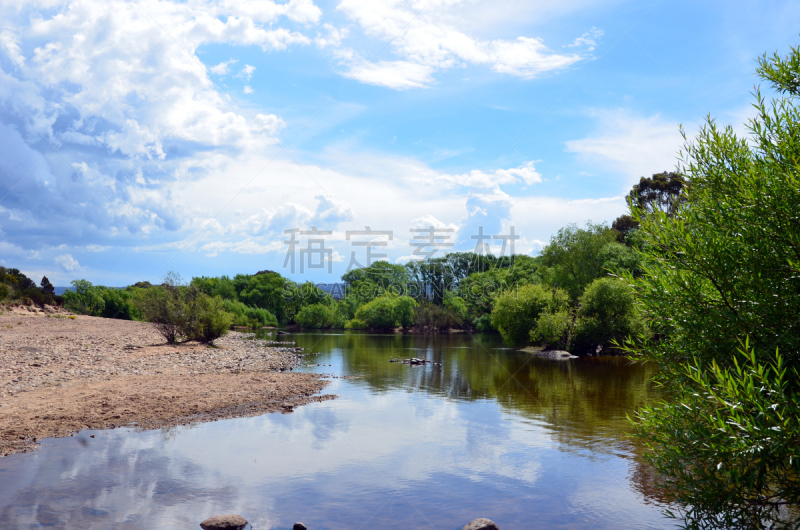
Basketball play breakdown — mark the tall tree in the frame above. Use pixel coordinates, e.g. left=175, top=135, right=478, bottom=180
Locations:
left=629, top=42, right=800, bottom=528
left=629, top=171, right=686, bottom=216
left=40, top=276, right=55, bottom=295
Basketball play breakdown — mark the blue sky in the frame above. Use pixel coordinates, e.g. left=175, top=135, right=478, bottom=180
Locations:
left=0, top=0, right=798, bottom=286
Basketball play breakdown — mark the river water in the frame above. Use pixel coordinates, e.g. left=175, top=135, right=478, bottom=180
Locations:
left=0, top=332, right=673, bottom=529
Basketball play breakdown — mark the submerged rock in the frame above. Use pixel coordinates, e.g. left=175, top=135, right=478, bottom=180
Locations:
left=533, top=350, right=576, bottom=360
left=462, top=518, right=499, bottom=530
left=199, top=514, right=248, bottom=530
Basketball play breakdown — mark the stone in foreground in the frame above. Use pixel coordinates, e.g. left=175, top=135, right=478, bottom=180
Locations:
left=199, top=514, right=248, bottom=530
left=462, top=518, right=500, bottom=530
left=293, top=523, right=308, bottom=530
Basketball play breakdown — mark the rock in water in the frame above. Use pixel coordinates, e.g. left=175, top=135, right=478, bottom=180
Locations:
left=462, top=518, right=500, bottom=530
left=199, top=514, right=248, bottom=530
left=293, top=523, right=308, bottom=530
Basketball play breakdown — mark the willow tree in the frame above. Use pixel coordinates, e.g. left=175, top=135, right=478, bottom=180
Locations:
left=629, top=43, right=800, bottom=528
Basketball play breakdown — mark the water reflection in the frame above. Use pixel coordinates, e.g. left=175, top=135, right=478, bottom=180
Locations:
left=0, top=332, right=672, bottom=529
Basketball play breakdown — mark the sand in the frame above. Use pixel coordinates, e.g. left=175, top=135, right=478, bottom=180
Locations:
left=0, top=308, right=335, bottom=456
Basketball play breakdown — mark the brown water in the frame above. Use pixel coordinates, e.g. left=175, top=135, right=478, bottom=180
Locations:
left=0, top=331, right=674, bottom=529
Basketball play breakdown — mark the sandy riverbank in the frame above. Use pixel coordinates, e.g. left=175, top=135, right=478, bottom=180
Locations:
left=0, top=310, right=336, bottom=457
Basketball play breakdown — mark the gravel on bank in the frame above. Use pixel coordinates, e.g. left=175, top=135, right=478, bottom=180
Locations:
left=0, top=310, right=336, bottom=457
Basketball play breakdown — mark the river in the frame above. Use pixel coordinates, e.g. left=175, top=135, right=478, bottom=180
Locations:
left=0, top=331, right=673, bottom=529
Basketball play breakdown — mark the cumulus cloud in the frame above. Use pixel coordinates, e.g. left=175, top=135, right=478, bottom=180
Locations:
left=55, top=254, right=80, bottom=272
left=0, top=0, right=309, bottom=256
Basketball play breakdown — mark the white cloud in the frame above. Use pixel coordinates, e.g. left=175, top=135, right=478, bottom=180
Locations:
left=566, top=27, right=604, bottom=51
left=565, top=110, right=686, bottom=184
left=345, top=59, right=435, bottom=90
left=55, top=254, right=80, bottom=272
left=236, top=64, right=256, bottom=81
left=243, top=85, right=254, bottom=94
left=332, top=0, right=587, bottom=89
left=315, top=23, right=349, bottom=49
left=210, top=59, right=237, bottom=75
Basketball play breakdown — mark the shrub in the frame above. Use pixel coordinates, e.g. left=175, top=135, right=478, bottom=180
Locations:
left=473, top=313, right=495, bottom=332
left=223, top=299, right=278, bottom=328
left=414, top=303, right=462, bottom=331
left=491, top=284, right=569, bottom=346
left=531, top=310, right=572, bottom=350
left=187, top=295, right=233, bottom=343
left=63, top=279, right=105, bottom=315
left=443, top=294, right=469, bottom=322
left=350, top=295, right=418, bottom=331
left=132, top=283, right=186, bottom=343
left=0, top=284, right=8, bottom=301
left=296, top=303, right=341, bottom=329
left=344, top=318, right=367, bottom=330
left=571, top=277, right=647, bottom=354
left=134, top=276, right=234, bottom=344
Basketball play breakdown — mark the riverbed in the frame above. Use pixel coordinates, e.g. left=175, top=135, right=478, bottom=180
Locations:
left=0, top=331, right=673, bottom=529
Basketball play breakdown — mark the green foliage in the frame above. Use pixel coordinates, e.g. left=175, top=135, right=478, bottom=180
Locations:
left=296, top=303, right=343, bottom=329
left=598, top=242, right=642, bottom=277
left=344, top=318, right=368, bottom=330
left=186, top=294, right=233, bottom=343
left=634, top=346, right=800, bottom=528
left=132, top=274, right=187, bottom=343
left=491, top=284, right=569, bottom=346
left=413, top=302, right=463, bottom=331
left=628, top=171, right=686, bottom=216
left=63, top=279, right=106, bottom=315
left=191, top=275, right=237, bottom=300
left=531, top=310, right=572, bottom=349
left=132, top=272, right=231, bottom=343
left=473, top=313, right=495, bottom=332
left=572, top=277, right=646, bottom=354
left=0, top=266, right=60, bottom=306
left=350, top=295, right=418, bottom=331
left=611, top=214, right=640, bottom=243
left=223, top=299, right=278, bottom=328
left=443, top=293, right=469, bottom=321
left=40, top=276, right=55, bottom=295
left=99, top=287, right=141, bottom=320
left=342, top=261, right=408, bottom=291
left=628, top=42, right=800, bottom=527
left=237, top=272, right=293, bottom=323
left=539, top=223, right=618, bottom=300
left=458, top=268, right=509, bottom=318
left=61, top=280, right=141, bottom=319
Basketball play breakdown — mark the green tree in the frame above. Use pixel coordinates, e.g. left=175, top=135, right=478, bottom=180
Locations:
left=539, top=223, right=618, bottom=301
left=629, top=171, right=686, bottom=216
left=491, top=284, right=569, bottom=346
left=629, top=43, right=800, bottom=528
left=237, top=272, right=293, bottom=323
left=40, top=276, right=55, bottom=296
left=63, top=279, right=105, bottom=315
left=342, top=261, right=409, bottom=291
left=296, top=303, right=342, bottom=329
left=186, top=294, right=233, bottom=343
left=571, top=277, right=646, bottom=355
left=350, top=295, right=418, bottom=331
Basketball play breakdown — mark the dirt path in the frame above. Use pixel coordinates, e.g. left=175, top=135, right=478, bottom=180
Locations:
left=0, top=310, right=335, bottom=456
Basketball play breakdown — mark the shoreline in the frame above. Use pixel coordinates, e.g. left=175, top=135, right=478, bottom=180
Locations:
left=0, top=311, right=336, bottom=457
